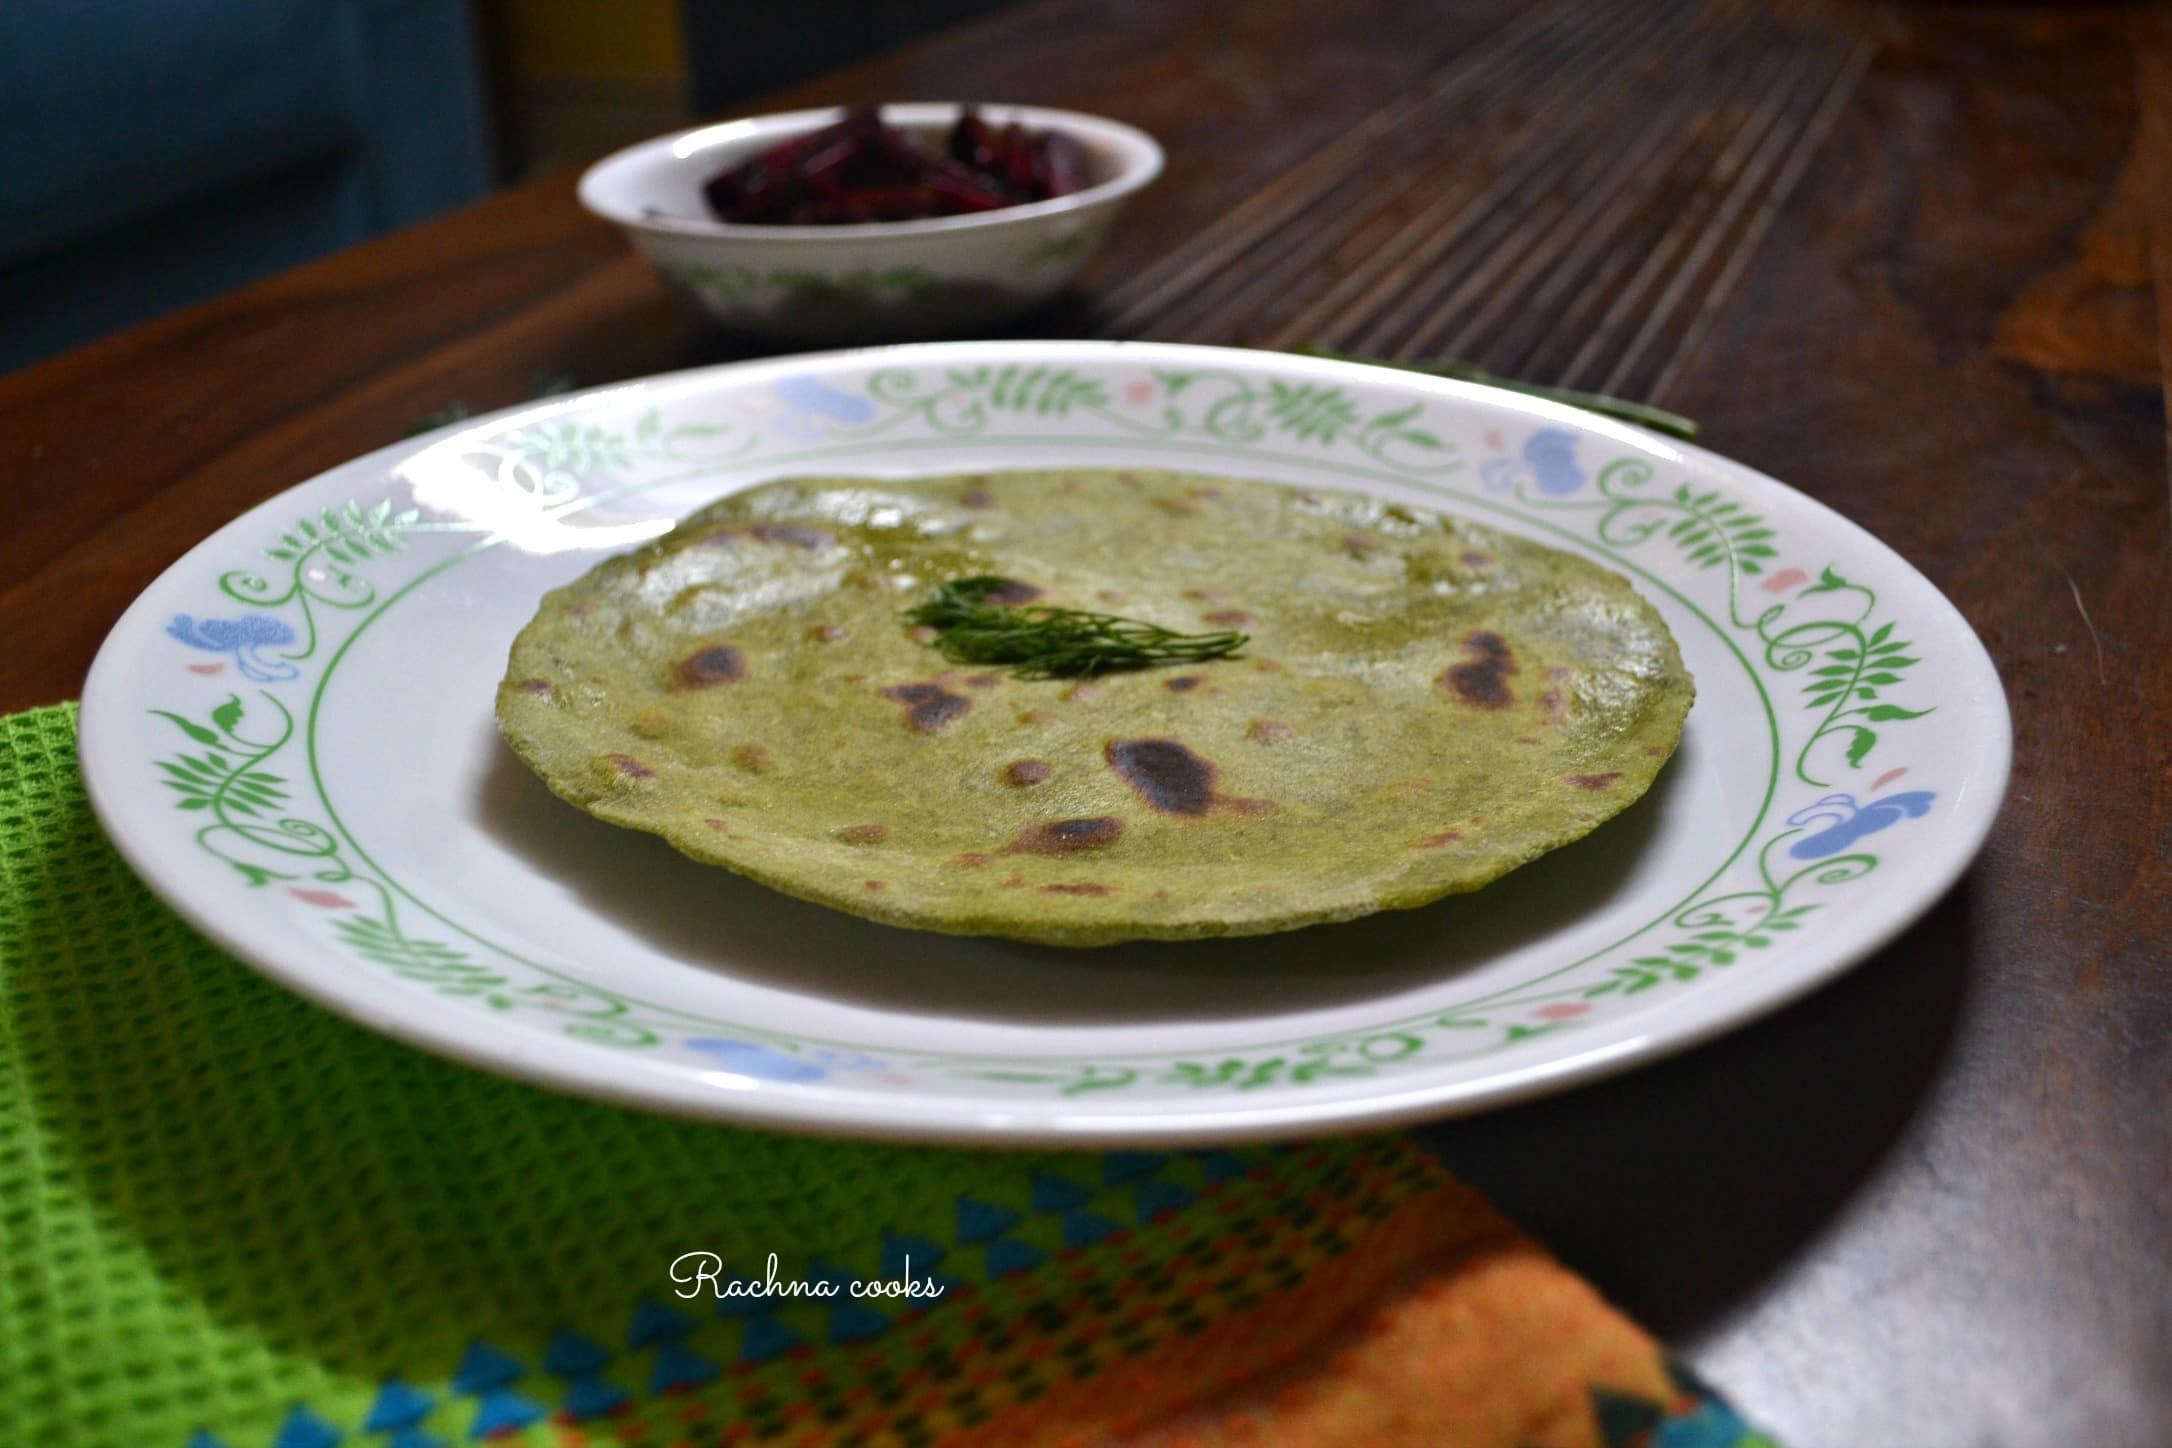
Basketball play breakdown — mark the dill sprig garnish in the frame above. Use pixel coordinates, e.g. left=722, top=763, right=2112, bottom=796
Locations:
left=904, top=577, right=1247, bottom=678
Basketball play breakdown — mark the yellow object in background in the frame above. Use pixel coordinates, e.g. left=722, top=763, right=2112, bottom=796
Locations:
left=481, top=0, right=692, bottom=174
left=494, top=0, right=686, bottom=82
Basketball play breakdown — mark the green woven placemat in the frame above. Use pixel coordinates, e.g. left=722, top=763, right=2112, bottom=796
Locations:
left=0, top=704, right=1775, bottom=1448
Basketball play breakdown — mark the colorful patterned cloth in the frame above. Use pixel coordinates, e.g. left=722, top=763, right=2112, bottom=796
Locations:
left=0, top=705, right=1778, bottom=1448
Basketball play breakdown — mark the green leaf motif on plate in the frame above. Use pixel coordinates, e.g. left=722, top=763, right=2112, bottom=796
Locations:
left=948, top=364, right=1112, bottom=415
left=220, top=499, right=422, bottom=663
left=1494, top=456, right=1934, bottom=786
left=1785, top=570, right=1932, bottom=774
left=834, top=366, right=1461, bottom=474
left=152, top=695, right=295, bottom=833
left=1579, top=828, right=1876, bottom=1002
left=1261, top=381, right=1362, bottom=443
left=1157, top=369, right=1456, bottom=469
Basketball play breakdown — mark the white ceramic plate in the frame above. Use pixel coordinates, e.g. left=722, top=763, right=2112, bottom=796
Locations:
left=79, top=342, right=2010, bottom=1144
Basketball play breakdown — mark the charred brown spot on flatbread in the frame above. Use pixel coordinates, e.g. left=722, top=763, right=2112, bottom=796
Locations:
left=1413, top=830, right=1463, bottom=850
left=514, top=677, right=554, bottom=696
left=1113, top=739, right=1274, bottom=818
left=881, top=681, right=970, bottom=733
left=1203, top=609, right=1256, bottom=627
left=672, top=644, right=747, bottom=691
left=1440, top=630, right=1518, bottom=708
left=836, top=823, right=888, bottom=845
left=1006, top=817, right=1126, bottom=853
left=1041, top=882, right=1114, bottom=897
left=606, top=753, right=654, bottom=779
left=1106, top=738, right=1215, bottom=816
left=1563, top=772, right=1624, bottom=790
left=1164, top=675, right=1204, bottom=694
left=730, top=743, right=773, bottom=773
left=1003, top=760, right=1052, bottom=787
left=1107, top=738, right=1282, bottom=819
left=1248, top=719, right=1294, bottom=744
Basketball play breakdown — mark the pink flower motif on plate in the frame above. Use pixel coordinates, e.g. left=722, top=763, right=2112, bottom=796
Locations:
left=186, top=663, right=224, bottom=675
left=289, top=888, right=356, bottom=909
left=1761, top=567, right=1810, bottom=593
left=1535, top=1002, right=1589, bottom=1021
left=1123, top=379, right=1157, bottom=406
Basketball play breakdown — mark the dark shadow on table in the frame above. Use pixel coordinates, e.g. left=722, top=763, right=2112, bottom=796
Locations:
left=1419, top=887, right=1973, bottom=1343
left=649, top=286, right=1115, bottom=376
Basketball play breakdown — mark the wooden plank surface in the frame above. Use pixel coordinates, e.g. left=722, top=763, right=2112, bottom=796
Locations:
left=2, top=2, right=2165, bottom=1443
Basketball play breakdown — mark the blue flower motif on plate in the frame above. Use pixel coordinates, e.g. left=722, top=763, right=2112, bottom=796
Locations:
left=758, top=375, right=878, bottom=440
left=685, top=1038, right=832, bottom=1082
left=1786, top=790, right=1937, bottom=859
left=1479, top=425, right=1586, bottom=496
left=683, top=1039, right=892, bottom=1081
left=166, top=613, right=300, bottom=682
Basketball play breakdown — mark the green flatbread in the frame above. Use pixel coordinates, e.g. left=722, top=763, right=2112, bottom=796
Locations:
left=496, top=470, right=1693, bottom=945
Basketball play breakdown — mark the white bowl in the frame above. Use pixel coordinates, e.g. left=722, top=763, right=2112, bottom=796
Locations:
left=579, top=103, right=1163, bottom=342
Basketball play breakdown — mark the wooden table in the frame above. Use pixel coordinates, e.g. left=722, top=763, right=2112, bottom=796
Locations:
left=5, top=2, right=2165, bottom=1442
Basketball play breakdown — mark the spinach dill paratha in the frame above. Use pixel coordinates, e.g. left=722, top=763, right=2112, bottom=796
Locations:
left=496, top=470, right=1692, bottom=945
